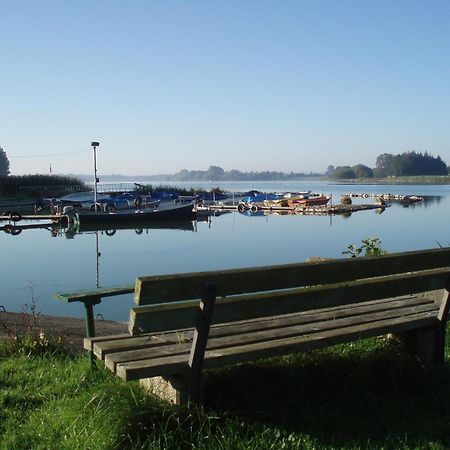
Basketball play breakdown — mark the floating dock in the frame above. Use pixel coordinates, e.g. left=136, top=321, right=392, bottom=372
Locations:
left=0, top=213, right=69, bottom=224
left=346, top=193, right=423, bottom=203
left=205, top=203, right=387, bottom=215
left=0, top=222, right=57, bottom=235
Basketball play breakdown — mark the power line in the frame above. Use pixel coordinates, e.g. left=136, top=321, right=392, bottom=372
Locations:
left=9, top=148, right=91, bottom=158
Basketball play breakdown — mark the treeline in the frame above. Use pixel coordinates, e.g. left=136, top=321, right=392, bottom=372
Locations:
left=0, top=175, right=86, bottom=197
left=166, top=166, right=321, bottom=182
left=374, top=152, right=448, bottom=177
left=330, top=151, right=448, bottom=180
left=0, top=147, right=9, bottom=176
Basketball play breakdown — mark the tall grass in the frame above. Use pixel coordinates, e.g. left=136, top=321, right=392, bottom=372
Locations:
left=134, top=183, right=224, bottom=196
left=1, top=330, right=449, bottom=449
left=0, top=174, right=87, bottom=198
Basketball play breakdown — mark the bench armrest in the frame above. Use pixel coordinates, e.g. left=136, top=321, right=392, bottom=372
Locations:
left=54, top=284, right=135, bottom=368
left=54, top=284, right=135, bottom=303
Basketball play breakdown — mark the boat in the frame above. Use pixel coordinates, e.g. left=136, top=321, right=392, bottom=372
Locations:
left=291, top=195, right=331, bottom=207
left=55, top=192, right=160, bottom=212
left=73, top=202, right=196, bottom=224
left=241, top=191, right=283, bottom=204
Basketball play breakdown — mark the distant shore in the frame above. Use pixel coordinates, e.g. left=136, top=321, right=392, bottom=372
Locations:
left=72, top=175, right=450, bottom=185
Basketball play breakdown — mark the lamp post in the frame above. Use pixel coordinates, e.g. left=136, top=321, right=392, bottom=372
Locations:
left=91, top=141, right=100, bottom=211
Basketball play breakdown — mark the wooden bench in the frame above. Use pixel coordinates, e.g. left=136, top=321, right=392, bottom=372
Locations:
left=55, top=247, right=450, bottom=405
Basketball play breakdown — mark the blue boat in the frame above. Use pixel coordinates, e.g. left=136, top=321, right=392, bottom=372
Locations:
left=241, top=192, right=282, bottom=203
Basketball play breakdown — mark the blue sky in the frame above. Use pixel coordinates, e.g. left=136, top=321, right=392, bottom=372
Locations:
left=1, top=0, right=450, bottom=175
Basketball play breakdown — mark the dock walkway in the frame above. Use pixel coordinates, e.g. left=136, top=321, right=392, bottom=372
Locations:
left=207, top=203, right=387, bottom=215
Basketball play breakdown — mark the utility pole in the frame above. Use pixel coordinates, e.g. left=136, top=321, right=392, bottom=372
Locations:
left=91, top=141, right=100, bottom=211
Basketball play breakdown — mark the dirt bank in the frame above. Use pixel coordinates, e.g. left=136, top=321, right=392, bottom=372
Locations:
left=0, top=311, right=128, bottom=353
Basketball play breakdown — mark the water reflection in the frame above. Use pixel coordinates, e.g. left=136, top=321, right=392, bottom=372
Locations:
left=382, top=195, right=443, bottom=210
left=64, top=219, right=198, bottom=239
left=0, top=214, right=219, bottom=241
left=64, top=220, right=200, bottom=291
left=412, top=195, right=442, bottom=207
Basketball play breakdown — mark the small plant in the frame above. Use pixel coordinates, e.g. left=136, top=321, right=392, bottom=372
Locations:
left=21, top=282, right=41, bottom=334
left=341, top=195, right=352, bottom=205
left=0, top=283, right=64, bottom=357
left=343, top=237, right=387, bottom=257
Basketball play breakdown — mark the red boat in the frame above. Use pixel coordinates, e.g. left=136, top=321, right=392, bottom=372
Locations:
left=288, top=195, right=330, bottom=207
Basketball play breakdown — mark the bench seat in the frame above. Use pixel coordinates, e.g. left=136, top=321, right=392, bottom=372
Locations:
left=85, top=294, right=440, bottom=381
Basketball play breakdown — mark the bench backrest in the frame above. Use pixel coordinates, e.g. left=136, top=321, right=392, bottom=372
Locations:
left=129, top=247, right=450, bottom=334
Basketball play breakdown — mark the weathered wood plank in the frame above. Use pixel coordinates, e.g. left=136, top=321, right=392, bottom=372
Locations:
left=207, top=295, right=435, bottom=337
left=106, top=341, right=192, bottom=372
left=135, top=248, right=450, bottom=305
left=206, top=304, right=438, bottom=350
left=130, top=269, right=449, bottom=334
left=88, top=295, right=431, bottom=357
left=94, top=295, right=433, bottom=356
left=55, top=284, right=134, bottom=303
left=84, top=333, right=131, bottom=352
left=95, top=333, right=190, bottom=360
left=117, top=312, right=437, bottom=380
left=105, top=303, right=438, bottom=372
left=87, top=330, right=192, bottom=358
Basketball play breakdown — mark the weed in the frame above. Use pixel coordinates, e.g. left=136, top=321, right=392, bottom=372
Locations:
left=343, top=237, right=387, bottom=257
left=0, top=285, right=65, bottom=357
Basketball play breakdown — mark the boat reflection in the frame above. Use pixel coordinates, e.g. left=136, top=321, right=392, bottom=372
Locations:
left=63, top=219, right=198, bottom=238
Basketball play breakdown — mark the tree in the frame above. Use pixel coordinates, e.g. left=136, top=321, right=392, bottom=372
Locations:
left=206, top=165, right=225, bottom=181
left=352, top=164, right=374, bottom=178
left=374, top=151, right=447, bottom=177
left=325, top=165, right=335, bottom=176
left=374, top=153, right=394, bottom=177
left=331, top=166, right=356, bottom=180
left=0, top=147, right=10, bottom=176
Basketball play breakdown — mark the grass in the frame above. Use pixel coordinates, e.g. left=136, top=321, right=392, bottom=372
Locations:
left=332, top=175, right=450, bottom=185
left=1, top=330, right=450, bottom=450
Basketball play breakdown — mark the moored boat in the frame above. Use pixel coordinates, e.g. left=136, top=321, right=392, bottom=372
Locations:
left=74, top=202, right=196, bottom=224
left=55, top=191, right=161, bottom=212
left=291, top=195, right=331, bottom=207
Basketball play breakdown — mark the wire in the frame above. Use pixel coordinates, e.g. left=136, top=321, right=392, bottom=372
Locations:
left=9, top=148, right=91, bottom=158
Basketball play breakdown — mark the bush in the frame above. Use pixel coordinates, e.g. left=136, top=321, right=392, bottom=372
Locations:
left=330, top=166, right=356, bottom=180
left=341, top=195, right=352, bottom=205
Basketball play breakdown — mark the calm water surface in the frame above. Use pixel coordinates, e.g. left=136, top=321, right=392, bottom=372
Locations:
left=2, top=181, right=449, bottom=322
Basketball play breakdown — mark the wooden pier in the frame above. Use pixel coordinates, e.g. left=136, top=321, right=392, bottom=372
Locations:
left=0, top=213, right=68, bottom=224
left=0, top=222, right=57, bottom=235
left=205, top=202, right=388, bottom=215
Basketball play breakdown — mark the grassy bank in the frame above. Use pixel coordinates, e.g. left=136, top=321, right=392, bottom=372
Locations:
left=331, top=175, right=450, bottom=185
left=1, top=330, right=449, bottom=450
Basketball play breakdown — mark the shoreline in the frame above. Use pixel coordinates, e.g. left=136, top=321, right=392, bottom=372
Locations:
left=0, top=311, right=128, bottom=353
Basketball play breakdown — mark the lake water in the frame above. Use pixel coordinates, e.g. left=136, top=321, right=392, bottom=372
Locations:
left=2, top=181, right=449, bottom=323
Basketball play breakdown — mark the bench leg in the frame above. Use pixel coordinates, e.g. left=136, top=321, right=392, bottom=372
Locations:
left=82, top=296, right=102, bottom=369
left=140, top=375, right=189, bottom=406
left=399, top=325, right=445, bottom=366
left=187, top=282, right=217, bottom=405
left=84, top=301, right=96, bottom=369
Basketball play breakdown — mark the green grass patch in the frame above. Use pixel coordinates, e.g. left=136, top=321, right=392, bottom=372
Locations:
left=1, top=332, right=450, bottom=449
